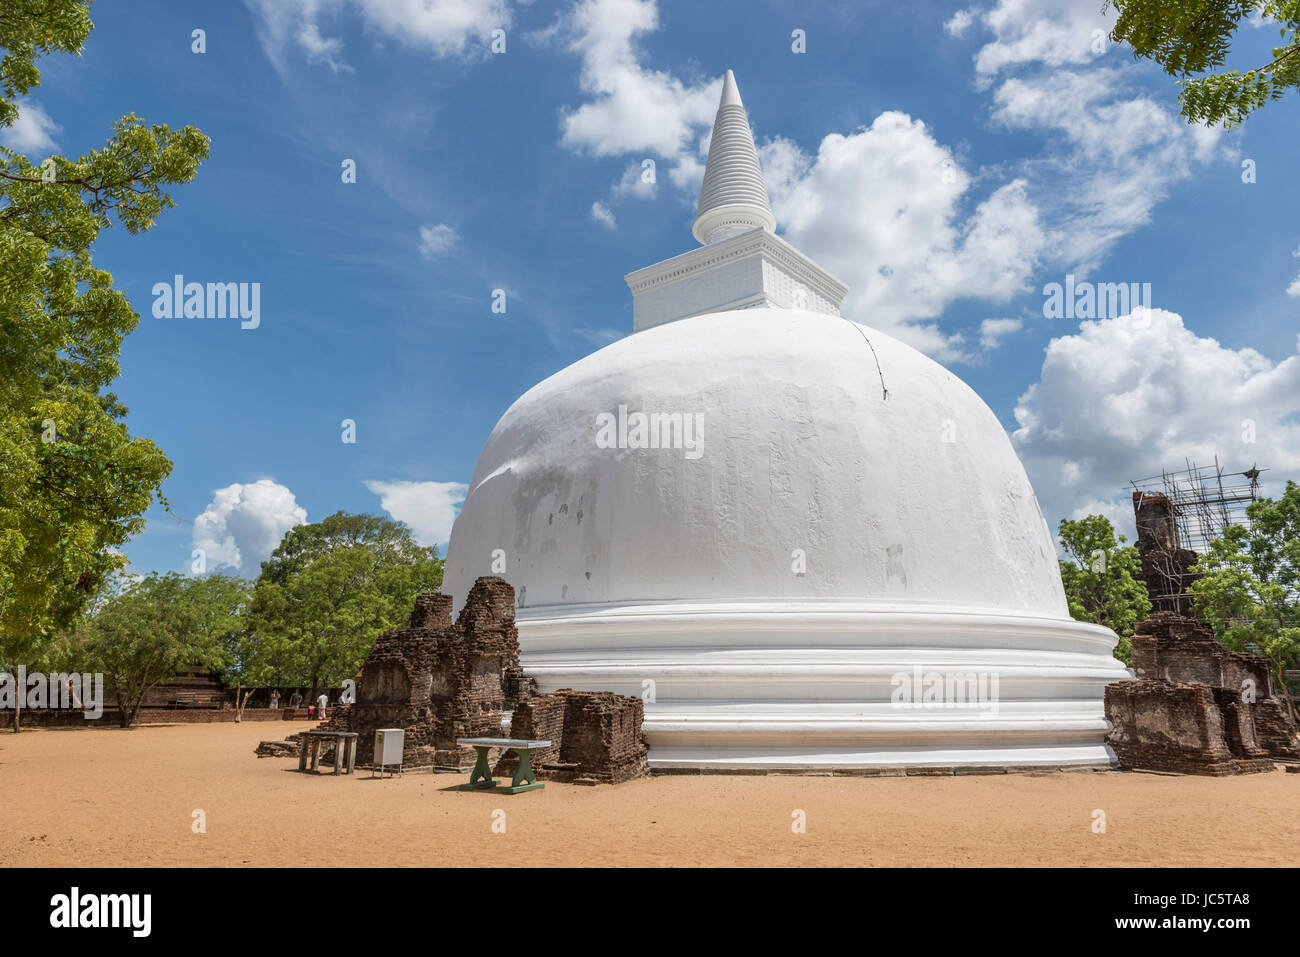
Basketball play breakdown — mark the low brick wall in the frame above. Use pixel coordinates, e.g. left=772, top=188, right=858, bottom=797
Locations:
left=0, top=707, right=306, bottom=730
left=1105, top=681, right=1274, bottom=775
left=499, top=689, right=649, bottom=784
left=1104, top=612, right=1300, bottom=774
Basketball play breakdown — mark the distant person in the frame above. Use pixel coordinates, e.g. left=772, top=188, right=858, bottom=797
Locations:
left=316, top=692, right=328, bottom=720
left=289, top=690, right=302, bottom=710
left=269, top=689, right=281, bottom=710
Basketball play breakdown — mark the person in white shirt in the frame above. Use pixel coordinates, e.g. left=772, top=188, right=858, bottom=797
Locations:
left=316, top=693, right=328, bottom=720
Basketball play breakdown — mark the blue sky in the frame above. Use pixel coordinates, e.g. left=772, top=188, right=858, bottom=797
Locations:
left=6, top=0, right=1299, bottom=576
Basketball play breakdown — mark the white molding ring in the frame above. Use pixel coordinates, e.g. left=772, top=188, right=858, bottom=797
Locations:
left=516, top=600, right=1128, bottom=769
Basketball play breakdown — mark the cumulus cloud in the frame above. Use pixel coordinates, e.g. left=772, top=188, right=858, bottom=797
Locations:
left=1012, top=309, right=1300, bottom=536
left=364, top=479, right=467, bottom=547
left=590, top=200, right=616, bottom=229
left=945, top=8, right=976, bottom=38
left=763, top=117, right=1043, bottom=359
left=990, top=68, right=1220, bottom=272
left=555, top=0, right=718, bottom=162
left=550, top=0, right=1168, bottom=361
left=547, top=0, right=717, bottom=222
left=965, top=0, right=1222, bottom=274
left=973, top=0, right=1114, bottom=81
left=979, top=317, right=1023, bottom=349
left=0, top=100, right=59, bottom=153
left=418, top=223, right=459, bottom=258
left=192, top=480, right=308, bottom=576
left=547, top=0, right=1223, bottom=360
left=243, top=0, right=511, bottom=72
left=612, top=160, right=657, bottom=199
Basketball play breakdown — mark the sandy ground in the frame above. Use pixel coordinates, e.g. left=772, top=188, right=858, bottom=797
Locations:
left=0, top=721, right=1294, bottom=867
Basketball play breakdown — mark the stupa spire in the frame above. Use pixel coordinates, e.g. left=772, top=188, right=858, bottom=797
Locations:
left=692, top=69, right=776, bottom=245
left=625, top=68, right=845, bottom=331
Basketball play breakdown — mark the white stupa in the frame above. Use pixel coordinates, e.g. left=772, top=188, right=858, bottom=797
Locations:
left=445, top=70, right=1128, bottom=770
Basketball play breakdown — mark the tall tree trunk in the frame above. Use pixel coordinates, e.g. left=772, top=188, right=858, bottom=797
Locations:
left=1273, top=659, right=1298, bottom=723
left=8, top=662, right=19, bottom=733
left=234, top=684, right=254, bottom=721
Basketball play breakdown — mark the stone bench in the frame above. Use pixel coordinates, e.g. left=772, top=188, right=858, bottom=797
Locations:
left=455, top=737, right=551, bottom=794
left=298, top=730, right=359, bottom=775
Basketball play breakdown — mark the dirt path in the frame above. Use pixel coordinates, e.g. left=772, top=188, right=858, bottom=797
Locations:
left=0, top=722, right=1292, bottom=867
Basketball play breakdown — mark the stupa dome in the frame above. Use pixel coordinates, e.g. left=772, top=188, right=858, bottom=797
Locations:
left=444, top=71, right=1127, bottom=769
left=447, top=309, right=1066, bottom=613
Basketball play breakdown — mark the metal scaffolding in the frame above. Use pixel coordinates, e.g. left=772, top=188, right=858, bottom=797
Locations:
left=1129, top=457, right=1263, bottom=554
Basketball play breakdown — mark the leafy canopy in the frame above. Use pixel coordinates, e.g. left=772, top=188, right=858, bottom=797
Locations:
left=56, top=572, right=248, bottom=726
left=1058, top=514, right=1152, bottom=665
left=241, top=513, right=443, bottom=695
left=1189, top=480, right=1300, bottom=716
left=1108, top=0, right=1300, bottom=126
left=0, top=0, right=209, bottom=653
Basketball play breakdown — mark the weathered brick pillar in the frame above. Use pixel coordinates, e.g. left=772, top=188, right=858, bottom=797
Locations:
left=410, top=592, right=453, bottom=630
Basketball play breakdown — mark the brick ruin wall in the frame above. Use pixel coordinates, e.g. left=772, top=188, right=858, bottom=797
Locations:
left=284, top=578, right=526, bottom=770
left=1132, top=492, right=1201, bottom=616
left=259, top=577, right=648, bottom=783
left=497, top=689, right=649, bottom=784
left=1105, top=612, right=1300, bottom=774
left=1106, top=682, right=1273, bottom=775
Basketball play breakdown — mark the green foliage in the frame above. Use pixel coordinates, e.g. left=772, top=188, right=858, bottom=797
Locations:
left=0, top=0, right=92, bottom=129
left=255, top=511, right=434, bottom=586
left=1189, top=480, right=1300, bottom=717
left=242, top=513, right=443, bottom=696
left=1108, top=0, right=1300, bottom=127
left=0, top=0, right=209, bottom=656
left=55, top=572, right=248, bottom=726
left=1058, top=514, right=1151, bottom=665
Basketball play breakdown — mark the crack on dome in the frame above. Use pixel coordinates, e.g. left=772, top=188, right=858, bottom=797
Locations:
left=843, top=319, right=890, bottom=400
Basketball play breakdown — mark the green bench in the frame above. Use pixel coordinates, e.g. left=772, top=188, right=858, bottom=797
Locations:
left=455, top=737, right=551, bottom=794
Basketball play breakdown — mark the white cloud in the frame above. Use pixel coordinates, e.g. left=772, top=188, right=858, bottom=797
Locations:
left=945, top=9, right=976, bottom=38
left=590, top=200, right=616, bottom=229
left=548, top=0, right=717, bottom=221
left=548, top=0, right=1047, bottom=360
left=973, top=0, right=1114, bottom=81
left=243, top=0, right=511, bottom=72
left=612, top=160, right=657, bottom=199
left=0, top=99, right=59, bottom=153
left=990, top=68, right=1220, bottom=272
left=364, top=479, right=467, bottom=547
left=763, top=116, right=1044, bottom=360
left=979, top=317, right=1023, bottom=349
left=547, top=0, right=1221, bottom=362
left=1012, top=308, right=1300, bottom=535
left=192, top=480, right=308, bottom=576
left=1288, top=246, right=1300, bottom=297
left=418, top=223, right=459, bottom=258
left=963, top=0, right=1223, bottom=274
left=556, top=0, right=718, bottom=162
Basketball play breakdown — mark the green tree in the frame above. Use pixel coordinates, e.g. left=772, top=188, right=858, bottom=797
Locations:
left=0, top=1, right=210, bottom=667
left=58, top=572, right=245, bottom=727
left=1058, top=515, right=1152, bottom=665
left=243, top=513, right=443, bottom=699
left=1108, top=0, right=1300, bottom=127
left=1189, top=480, right=1300, bottom=719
